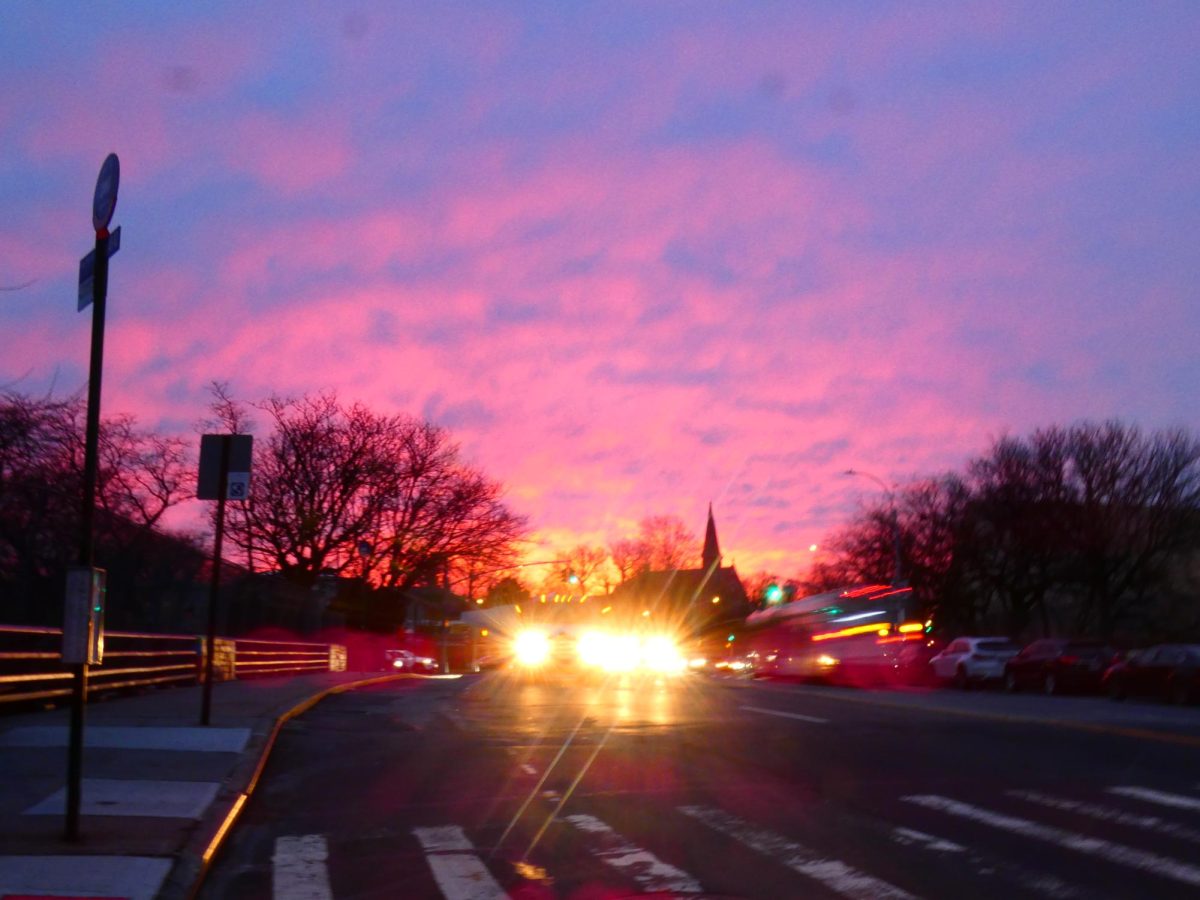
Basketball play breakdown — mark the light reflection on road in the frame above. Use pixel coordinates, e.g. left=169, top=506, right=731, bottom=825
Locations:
left=462, top=670, right=723, bottom=736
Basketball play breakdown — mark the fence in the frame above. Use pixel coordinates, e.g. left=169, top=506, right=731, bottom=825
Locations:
left=0, top=624, right=346, bottom=708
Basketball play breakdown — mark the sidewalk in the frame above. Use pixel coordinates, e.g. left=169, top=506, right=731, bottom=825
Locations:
left=0, top=671, right=399, bottom=900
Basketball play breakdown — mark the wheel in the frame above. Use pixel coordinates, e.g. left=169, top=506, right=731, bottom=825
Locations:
left=1043, top=672, right=1058, bottom=695
left=1004, top=670, right=1019, bottom=693
left=1107, top=677, right=1126, bottom=701
left=954, top=666, right=971, bottom=690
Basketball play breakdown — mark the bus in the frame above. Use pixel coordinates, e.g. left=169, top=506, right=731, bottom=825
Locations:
left=743, top=584, right=928, bottom=685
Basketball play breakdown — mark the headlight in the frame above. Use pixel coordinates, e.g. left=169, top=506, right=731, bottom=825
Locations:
left=392, top=658, right=405, bottom=669
left=577, top=630, right=609, bottom=667
left=642, top=635, right=686, bottom=673
left=816, top=654, right=839, bottom=668
left=513, top=630, right=552, bottom=666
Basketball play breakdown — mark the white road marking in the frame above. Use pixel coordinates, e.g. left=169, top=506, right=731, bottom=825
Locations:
left=891, top=818, right=1079, bottom=897
left=273, top=835, right=332, bottom=900
left=679, top=805, right=915, bottom=899
left=520, top=764, right=538, bottom=776
left=0, top=855, right=171, bottom=900
left=1107, top=786, right=1200, bottom=813
left=904, top=795, right=1200, bottom=888
left=1009, top=789, right=1200, bottom=845
left=740, top=705, right=829, bottom=724
left=0, top=725, right=251, bottom=752
left=24, top=777, right=219, bottom=818
left=413, top=825, right=508, bottom=900
left=564, top=813, right=703, bottom=894
left=890, top=827, right=965, bottom=852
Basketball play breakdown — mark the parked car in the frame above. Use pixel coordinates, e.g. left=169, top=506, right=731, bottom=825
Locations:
left=383, top=649, right=439, bottom=673
left=1003, top=638, right=1116, bottom=694
left=1103, top=644, right=1200, bottom=705
left=929, top=637, right=1021, bottom=688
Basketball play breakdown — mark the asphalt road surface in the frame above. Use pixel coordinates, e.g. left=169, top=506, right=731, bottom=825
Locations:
left=200, top=671, right=1200, bottom=899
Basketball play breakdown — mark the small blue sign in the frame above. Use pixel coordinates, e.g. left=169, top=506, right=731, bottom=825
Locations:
left=77, top=226, right=121, bottom=311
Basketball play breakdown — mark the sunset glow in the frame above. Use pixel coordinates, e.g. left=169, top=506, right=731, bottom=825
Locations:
left=2, top=4, right=1198, bottom=574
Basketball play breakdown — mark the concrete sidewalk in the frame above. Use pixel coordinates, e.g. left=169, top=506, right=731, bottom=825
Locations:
left=0, top=671, right=399, bottom=900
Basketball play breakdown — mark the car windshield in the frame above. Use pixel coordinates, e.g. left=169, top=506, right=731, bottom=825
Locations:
left=1065, top=642, right=1109, bottom=653
left=976, top=641, right=1019, bottom=653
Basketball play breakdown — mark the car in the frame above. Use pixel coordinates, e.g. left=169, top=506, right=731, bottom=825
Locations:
left=1103, top=644, right=1200, bottom=705
left=1003, top=638, right=1117, bottom=695
left=383, top=649, right=439, bottom=673
left=929, top=637, right=1020, bottom=688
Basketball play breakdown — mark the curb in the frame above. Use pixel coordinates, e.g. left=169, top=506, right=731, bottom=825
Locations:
left=171, top=673, right=411, bottom=900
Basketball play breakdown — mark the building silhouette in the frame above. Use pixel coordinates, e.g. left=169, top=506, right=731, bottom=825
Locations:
left=609, top=504, right=751, bottom=636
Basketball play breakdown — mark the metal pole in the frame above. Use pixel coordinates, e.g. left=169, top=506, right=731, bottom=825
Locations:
left=201, top=437, right=231, bottom=726
left=65, top=227, right=110, bottom=843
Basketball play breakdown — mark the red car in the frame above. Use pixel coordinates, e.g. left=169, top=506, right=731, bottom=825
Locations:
left=1103, top=644, right=1200, bottom=705
left=1003, top=638, right=1117, bottom=695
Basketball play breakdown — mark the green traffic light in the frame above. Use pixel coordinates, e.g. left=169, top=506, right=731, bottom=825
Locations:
left=765, top=583, right=783, bottom=603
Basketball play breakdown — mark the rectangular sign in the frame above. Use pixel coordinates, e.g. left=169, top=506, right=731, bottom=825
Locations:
left=197, top=434, right=254, bottom=500
left=76, top=226, right=121, bottom=311
left=62, top=567, right=105, bottom=665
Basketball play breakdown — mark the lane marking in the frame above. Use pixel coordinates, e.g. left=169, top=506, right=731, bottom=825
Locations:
left=738, top=684, right=1200, bottom=748
left=1008, top=789, right=1200, bottom=845
left=273, top=835, right=332, bottom=900
left=903, top=794, right=1200, bottom=888
left=740, top=705, right=829, bottom=724
left=564, top=813, right=703, bottom=894
left=889, top=823, right=1080, bottom=898
left=520, top=764, right=537, bottom=777
left=413, top=826, right=507, bottom=900
left=1107, top=786, right=1200, bottom=813
left=890, top=827, right=965, bottom=852
left=679, top=805, right=915, bottom=899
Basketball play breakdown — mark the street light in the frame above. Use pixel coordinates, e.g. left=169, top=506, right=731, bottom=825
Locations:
left=843, top=469, right=904, bottom=586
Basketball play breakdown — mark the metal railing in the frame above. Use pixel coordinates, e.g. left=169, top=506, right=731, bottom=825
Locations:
left=0, top=624, right=345, bottom=708
left=231, top=638, right=338, bottom=679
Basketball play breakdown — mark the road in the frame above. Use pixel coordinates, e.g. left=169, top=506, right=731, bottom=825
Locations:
left=200, top=670, right=1200, bottom=899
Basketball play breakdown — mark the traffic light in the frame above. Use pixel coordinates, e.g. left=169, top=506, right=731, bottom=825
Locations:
left=764, top=583, right=784, bottom=604
left=567, top=572, right=579, bottom=585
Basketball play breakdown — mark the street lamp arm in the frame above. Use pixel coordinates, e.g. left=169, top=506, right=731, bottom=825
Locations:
left=843, top=468, right=891, bottom=494
left=841, top=468, right=905, bottom=586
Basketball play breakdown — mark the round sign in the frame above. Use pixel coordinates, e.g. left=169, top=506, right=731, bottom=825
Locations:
left=92, top=153, right=120, bottom=232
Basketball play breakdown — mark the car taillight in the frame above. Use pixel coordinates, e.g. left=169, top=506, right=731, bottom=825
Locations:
left=1059, top=655, right=1079, bottom=665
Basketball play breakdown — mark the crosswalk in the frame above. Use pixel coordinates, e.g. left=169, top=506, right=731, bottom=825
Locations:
left=271, top=782, right=1200, bottom=899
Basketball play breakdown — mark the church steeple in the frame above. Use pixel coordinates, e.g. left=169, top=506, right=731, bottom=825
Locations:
left=702, top=502, right=721, bottom=571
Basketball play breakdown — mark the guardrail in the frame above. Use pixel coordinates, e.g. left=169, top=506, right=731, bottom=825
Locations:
left=0, top=624, right=346, bottom=708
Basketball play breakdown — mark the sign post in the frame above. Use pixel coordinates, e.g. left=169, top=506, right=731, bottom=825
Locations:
left=197, top=433, right=253, bottom=725
left=65, top=152, right=120, bottom=842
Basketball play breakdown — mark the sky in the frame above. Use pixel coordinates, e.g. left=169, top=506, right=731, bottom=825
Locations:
left=2, top=2, right=1199, bottom=576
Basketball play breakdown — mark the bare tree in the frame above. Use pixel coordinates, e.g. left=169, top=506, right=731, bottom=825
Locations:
left=214, top=389, right=528, bottom=593
left=609, top=537, right=649, bottom=581
left=637, top=514, right=699, bottom=571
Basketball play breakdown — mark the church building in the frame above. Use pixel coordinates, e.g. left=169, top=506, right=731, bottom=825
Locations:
left=609, top=505, right=752, bottom=636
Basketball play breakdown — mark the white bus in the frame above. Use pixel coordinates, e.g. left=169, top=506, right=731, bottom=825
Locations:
left=744, top=584, right=926, bottom=685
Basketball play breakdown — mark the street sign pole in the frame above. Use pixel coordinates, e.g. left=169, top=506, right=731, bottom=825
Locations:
left=201, top=436, right=231, bottom=726
left=66, top=153, right=120, bottom=842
